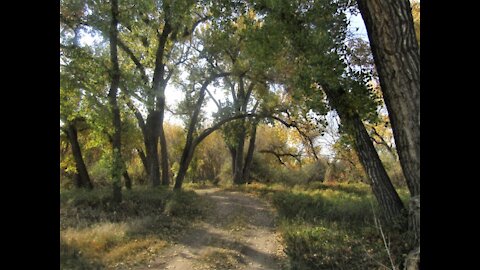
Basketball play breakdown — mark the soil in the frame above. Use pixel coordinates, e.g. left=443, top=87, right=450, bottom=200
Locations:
left=135, top=187, right=286, bottom=270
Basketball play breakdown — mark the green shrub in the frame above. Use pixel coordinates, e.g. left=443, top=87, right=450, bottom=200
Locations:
left=271, top=189, right=374, bottom=225
left=283, top=223, right=387, bottom=270
left=241, top=182, right=410, bottom=269
left=163, top=190, right=204, bottom=217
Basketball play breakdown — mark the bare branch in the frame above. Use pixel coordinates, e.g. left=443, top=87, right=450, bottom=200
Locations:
left=258, top=149, right=302, bottom=166
left=206, top=88, right=221, bottom=110
left=268, top=114, right=319, bottom=161
left=370, top=126, right=396, bottom=157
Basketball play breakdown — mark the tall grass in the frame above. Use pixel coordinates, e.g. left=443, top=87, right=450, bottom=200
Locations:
left=237, top=181, right=412, bottom=270
left=60, top=187, right=207, bottom=269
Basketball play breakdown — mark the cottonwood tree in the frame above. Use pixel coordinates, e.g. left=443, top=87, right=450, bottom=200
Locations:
left=61, top=0, right=135, bottom=199
left=252, top=0, right=406, bottom=227
left=111, top=0, right=205, bottom=187
left=356, top=0, right=421, bottom=266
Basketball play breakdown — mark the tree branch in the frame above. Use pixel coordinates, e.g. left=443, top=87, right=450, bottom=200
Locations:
left=121, top=93, right=146, bottom=135
left=258, top=149, right=302, bottom=166
left=268, top=114, right=319, bottom=161
left=117, top=38, right=149, bottom=85
left=206, top=88, right=221, bottom=110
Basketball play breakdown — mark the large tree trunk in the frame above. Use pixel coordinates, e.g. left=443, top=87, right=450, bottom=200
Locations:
left=357, top=0, right=420, bottom=199
left=233, top=123, right=246, bottom=184
left=145, top=114, right=161, bottom=187
left=228, top=146, right=237, bottom=176
left=356, top=0, right=420, bottom=264
left=242, top=121, right=258, bottom=183
left=323, top=85, right=406, bottom=227
left=108, top=0, right=122, bottom=203
left=159, top=122, right=170, bottom=186
left=350, top=114, right=406, bottom=226
left=232, top=76, right=251, bottom=185
left=65, top=123, right=93, bottom=189
left=174, top=142, right=195, bottom=190
left=151, top=16, right=173, bottom=187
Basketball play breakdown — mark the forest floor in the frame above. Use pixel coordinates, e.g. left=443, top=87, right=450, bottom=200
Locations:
left=135, top=187, right=287, bottom=270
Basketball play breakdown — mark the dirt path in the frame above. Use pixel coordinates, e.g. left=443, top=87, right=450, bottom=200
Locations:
left=137, top=188, right=285, bottom=270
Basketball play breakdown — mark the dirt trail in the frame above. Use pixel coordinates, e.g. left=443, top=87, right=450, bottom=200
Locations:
left=137, top=188, right=285, bottom=270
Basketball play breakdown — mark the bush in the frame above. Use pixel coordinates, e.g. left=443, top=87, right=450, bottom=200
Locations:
left=60, top=187, right=207, bottom=269
left=283, top=223, right=387, bottom=270
left=271, top=188, right=374, bottom=225
left=163, top=190, right=203, bottom=217
left=240, top=182, right=410, bottom=270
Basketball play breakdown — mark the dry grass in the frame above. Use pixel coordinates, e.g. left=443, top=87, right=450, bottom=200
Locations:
left=232, top=181, right=412, bottom=270
left=60, top=187, right=207, bottom=269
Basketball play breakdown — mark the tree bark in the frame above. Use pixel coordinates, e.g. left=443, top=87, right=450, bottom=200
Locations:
left=108, top=0, right=122, bottom=203
left=323, top=85, right=406, bottom=227
left=137, top=148, right=149, bottom=175
left=65, top=123, right=93, bottom=189
left=229, top=146, right=237, bottom=176
left=159, top=122, right=170, bottom=186
left=350, top=114, right=406, bottom=226
left=151, top=16, right=173, bottom=187
left=123, top=168, right=132, bottom=190
left=232, top=76, right=249, bottom=185
left=357, top=0, right=421, bottom=259
left=243, top=120, right=258, bottom=183
left=357, top=0, right=420, bottom=199
left=233, top=124, right=246, bottom=184
left=145, top=113, right=161, bottom=187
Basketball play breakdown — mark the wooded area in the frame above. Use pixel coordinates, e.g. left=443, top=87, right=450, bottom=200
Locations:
left=60, top=0, right=420, bottom=269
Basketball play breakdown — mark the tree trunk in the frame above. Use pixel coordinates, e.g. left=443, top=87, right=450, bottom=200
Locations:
left=232, top=76, right=249, bottom=185
left=137, top=148, right=149, bottom=175
left=173, top=73, right=231, bottom=190
left=72, top=173, right=82, bottom=189
left=108, top=0, right=122, bottom=203
left=350, top=114, right=406, bottom=227
left=323, top=85, right=406, bottom=227
left=229, top=146, right=237, bottom=176
left=65, top=123, right=93, bottom=189
left=146, top=113, right=161, bottom=187
left=233, top=124, right=246, bottom=184
left=146, top=135, right=161, bottom=187
left=159, top=123, right=170, bottom=186
left=123, top=168, right=132, bottom=190
left=151, top=18, right=173, bottom=187
left=357, top=0, right=420, bottom=259
left=243, top=121, right=258, bottom=183
left=357, top=0, right=420, bottom=199
left=174, top=143, right=195, bottom=190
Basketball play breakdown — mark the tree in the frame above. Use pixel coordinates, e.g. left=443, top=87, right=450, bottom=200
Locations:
left=60, top=13, right=99, bottom=190
left=200, top=3, right=287, bottom=185
left=252, top=0, right=406, bottom=227
left=60, top=118, right=94, bottom=190
left=357, top=0, right=420, bottom=251
left=115, top=0, right=206, bottom=187
left=107, top=0, right=123, bottom=202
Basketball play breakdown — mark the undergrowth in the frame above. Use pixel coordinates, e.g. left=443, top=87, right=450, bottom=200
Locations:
left=60, top=186, right=207, bottom=269
left=231, top=181, right=412, bottom=270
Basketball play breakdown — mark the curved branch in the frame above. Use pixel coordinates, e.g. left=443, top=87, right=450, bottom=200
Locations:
left=117, top=38, right=149, bottom=85
left=267, top=115, right=319, bottom=161
left=258, top=149, right=302, bottom=166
